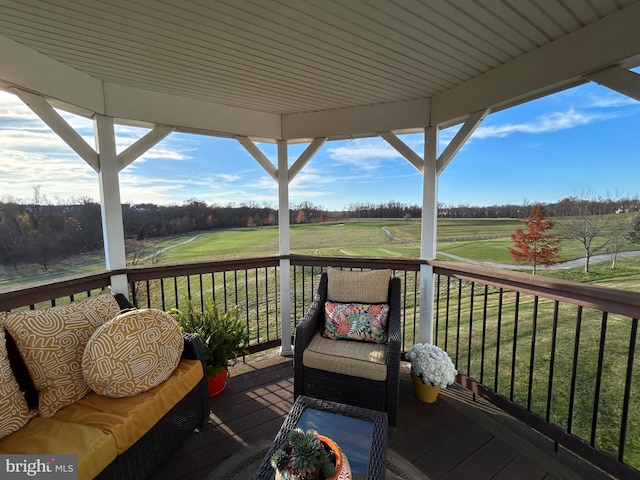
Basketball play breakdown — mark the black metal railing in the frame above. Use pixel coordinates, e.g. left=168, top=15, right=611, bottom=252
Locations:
left=430, top=260, right=640, bottom=480
left=125, top=257, right=282, bottom=353
left=1, top=256, right=639, bottom=478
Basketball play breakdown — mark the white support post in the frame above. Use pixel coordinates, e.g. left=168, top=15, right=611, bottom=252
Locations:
left=237, top=137, right=328, bottom=356
left=277, top=140, right=293, bottom=356
left=13, top=89, right=173, bottom=297
left=94, top=115, right=127, bottom=291
left=109, top=274, right=129, bottom=296
left=419, top=126, right=439, bottom=344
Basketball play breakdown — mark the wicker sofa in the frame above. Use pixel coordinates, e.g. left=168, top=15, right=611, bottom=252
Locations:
left=293, top=268, right=401, bottom=426
left=0, top=291, right=209, bottom=480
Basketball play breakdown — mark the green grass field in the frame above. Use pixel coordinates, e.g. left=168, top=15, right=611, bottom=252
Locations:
left=3, top=217, right=640, bottom=290
left=156, top=219, right=640, bottom=291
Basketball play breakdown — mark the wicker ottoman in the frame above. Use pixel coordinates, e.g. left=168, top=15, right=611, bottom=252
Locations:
left=252, top=395, right=388, bottom=479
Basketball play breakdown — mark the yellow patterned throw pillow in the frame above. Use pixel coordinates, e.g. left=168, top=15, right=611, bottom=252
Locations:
left=0, top=325, right=33, bottom=439
left=82, top=309, right=184, bottom=398
left=2, top=291, right=121, bottom=417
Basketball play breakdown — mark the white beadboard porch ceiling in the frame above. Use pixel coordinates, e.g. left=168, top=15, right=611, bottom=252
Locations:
left=0, top=0, right=639, bottom=139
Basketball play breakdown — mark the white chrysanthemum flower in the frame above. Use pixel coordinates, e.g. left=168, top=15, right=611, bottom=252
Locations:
left=406, top=343, right=457, bottom=388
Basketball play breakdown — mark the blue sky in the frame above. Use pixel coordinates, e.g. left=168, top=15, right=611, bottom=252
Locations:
left=0, top=79, right=638, bottom=211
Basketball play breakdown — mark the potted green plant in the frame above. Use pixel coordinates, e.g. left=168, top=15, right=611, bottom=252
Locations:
left=169, top=298, right=249, bottom=396
left=271, top=428, right=349, bottom=480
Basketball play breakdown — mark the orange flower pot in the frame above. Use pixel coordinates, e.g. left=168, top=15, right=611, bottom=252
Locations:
left=275, top=434, right=352, bottom=480
left=207, top=367, right=229, bottom=397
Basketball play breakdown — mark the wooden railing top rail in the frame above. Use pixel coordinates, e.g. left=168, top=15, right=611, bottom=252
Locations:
left=288, top=254, right=423, bottom=271
left=125, top=256, right=281, bottom=282
left=430, top=259, right=640, bottom=318
left=2, top=256, right=638, bottom=319
left=0, top=270, right=117, bottom=311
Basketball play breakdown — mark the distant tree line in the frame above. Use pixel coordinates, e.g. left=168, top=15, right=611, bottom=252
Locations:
left=0, top=194, right=281, bottom=270
left=0, top=193, right=103, bottom=271
left=1, top=189, right=639, bottom=271
left=345, top=201, right=422, bottom=219
left=123, top=199, right=279, bottom=238
left=439, top=196, right=640, bottom=218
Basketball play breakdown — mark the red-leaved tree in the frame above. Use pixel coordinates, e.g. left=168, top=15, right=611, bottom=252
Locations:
left=509, top=204, right=562, bottom=274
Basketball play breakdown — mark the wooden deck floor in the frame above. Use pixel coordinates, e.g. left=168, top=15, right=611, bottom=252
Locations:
left=150, top=351, right=613, bottom=480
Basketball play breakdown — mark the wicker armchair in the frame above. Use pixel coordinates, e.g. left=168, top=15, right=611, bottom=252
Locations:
left=293, top=270, right=401, bottom=426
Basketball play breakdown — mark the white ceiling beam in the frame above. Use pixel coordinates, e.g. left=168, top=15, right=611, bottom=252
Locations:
left=283, top=99, right=430, bottom=141
left=289, top=138, right=327, bottom=182
left=11, top=88, right=99, bottom=172
left=0, top=35, right=104, bottom=116
left=585, top=66, right=640, bottom=102
left=437, top=109, right=490, bottom=175
left=236, top=136, right=278, bottom=182
left=117, top=126, right=175, bottom=171
left=104, top=83, right=282, bottom=141
left=431, top=2, right=640, bottom=127
left=379, top=131, right=424, bottom=172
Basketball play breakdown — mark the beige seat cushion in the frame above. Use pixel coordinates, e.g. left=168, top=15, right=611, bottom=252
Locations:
left=326, top=267, right=391, bottom=303
left=302, top=331, right=387, bottom=381
left=55, top=359, right=203, bottom=454
left=0, top=415, right=117, bottom=480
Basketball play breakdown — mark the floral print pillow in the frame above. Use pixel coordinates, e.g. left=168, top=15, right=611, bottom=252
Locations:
left=322, top=302, right=389, bottom=344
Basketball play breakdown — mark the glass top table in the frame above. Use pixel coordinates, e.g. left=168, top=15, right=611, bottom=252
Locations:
left=252, top=395, right=388, bottom=479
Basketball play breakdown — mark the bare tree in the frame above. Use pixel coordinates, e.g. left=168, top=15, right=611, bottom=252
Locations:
left=556, top=193, right=613, bottom=273
left=608, top=214, right=634, bottom=268
left=126, top=239, right=164, bottom=304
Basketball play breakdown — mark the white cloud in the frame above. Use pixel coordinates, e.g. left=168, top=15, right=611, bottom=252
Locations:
left=473, top=108, right=609, bottom=139
left=119, top=175, right=188, bottom=205
left=327, top=139, right=404, bottom=171
left=139, top=147, right=188, bottom=161
left=586, top=95, right=637, bottom=108
left=0, top=129, right=72, bottom=151
left=0, top=149, right=98, bottom=203
left=208, top=173, right=239, bottom=183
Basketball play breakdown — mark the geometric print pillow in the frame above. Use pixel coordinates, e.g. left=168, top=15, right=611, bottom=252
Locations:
left=2, top=291, right=121, bottom=417
left=82, top=309, right=184, bottom=398
left=322, top=301, right=389, bottom=344
left=0, top=325, right=33, bottom=439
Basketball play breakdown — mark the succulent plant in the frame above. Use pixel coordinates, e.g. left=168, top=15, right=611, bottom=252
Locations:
left=271, top=428, right=337, bottom=480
